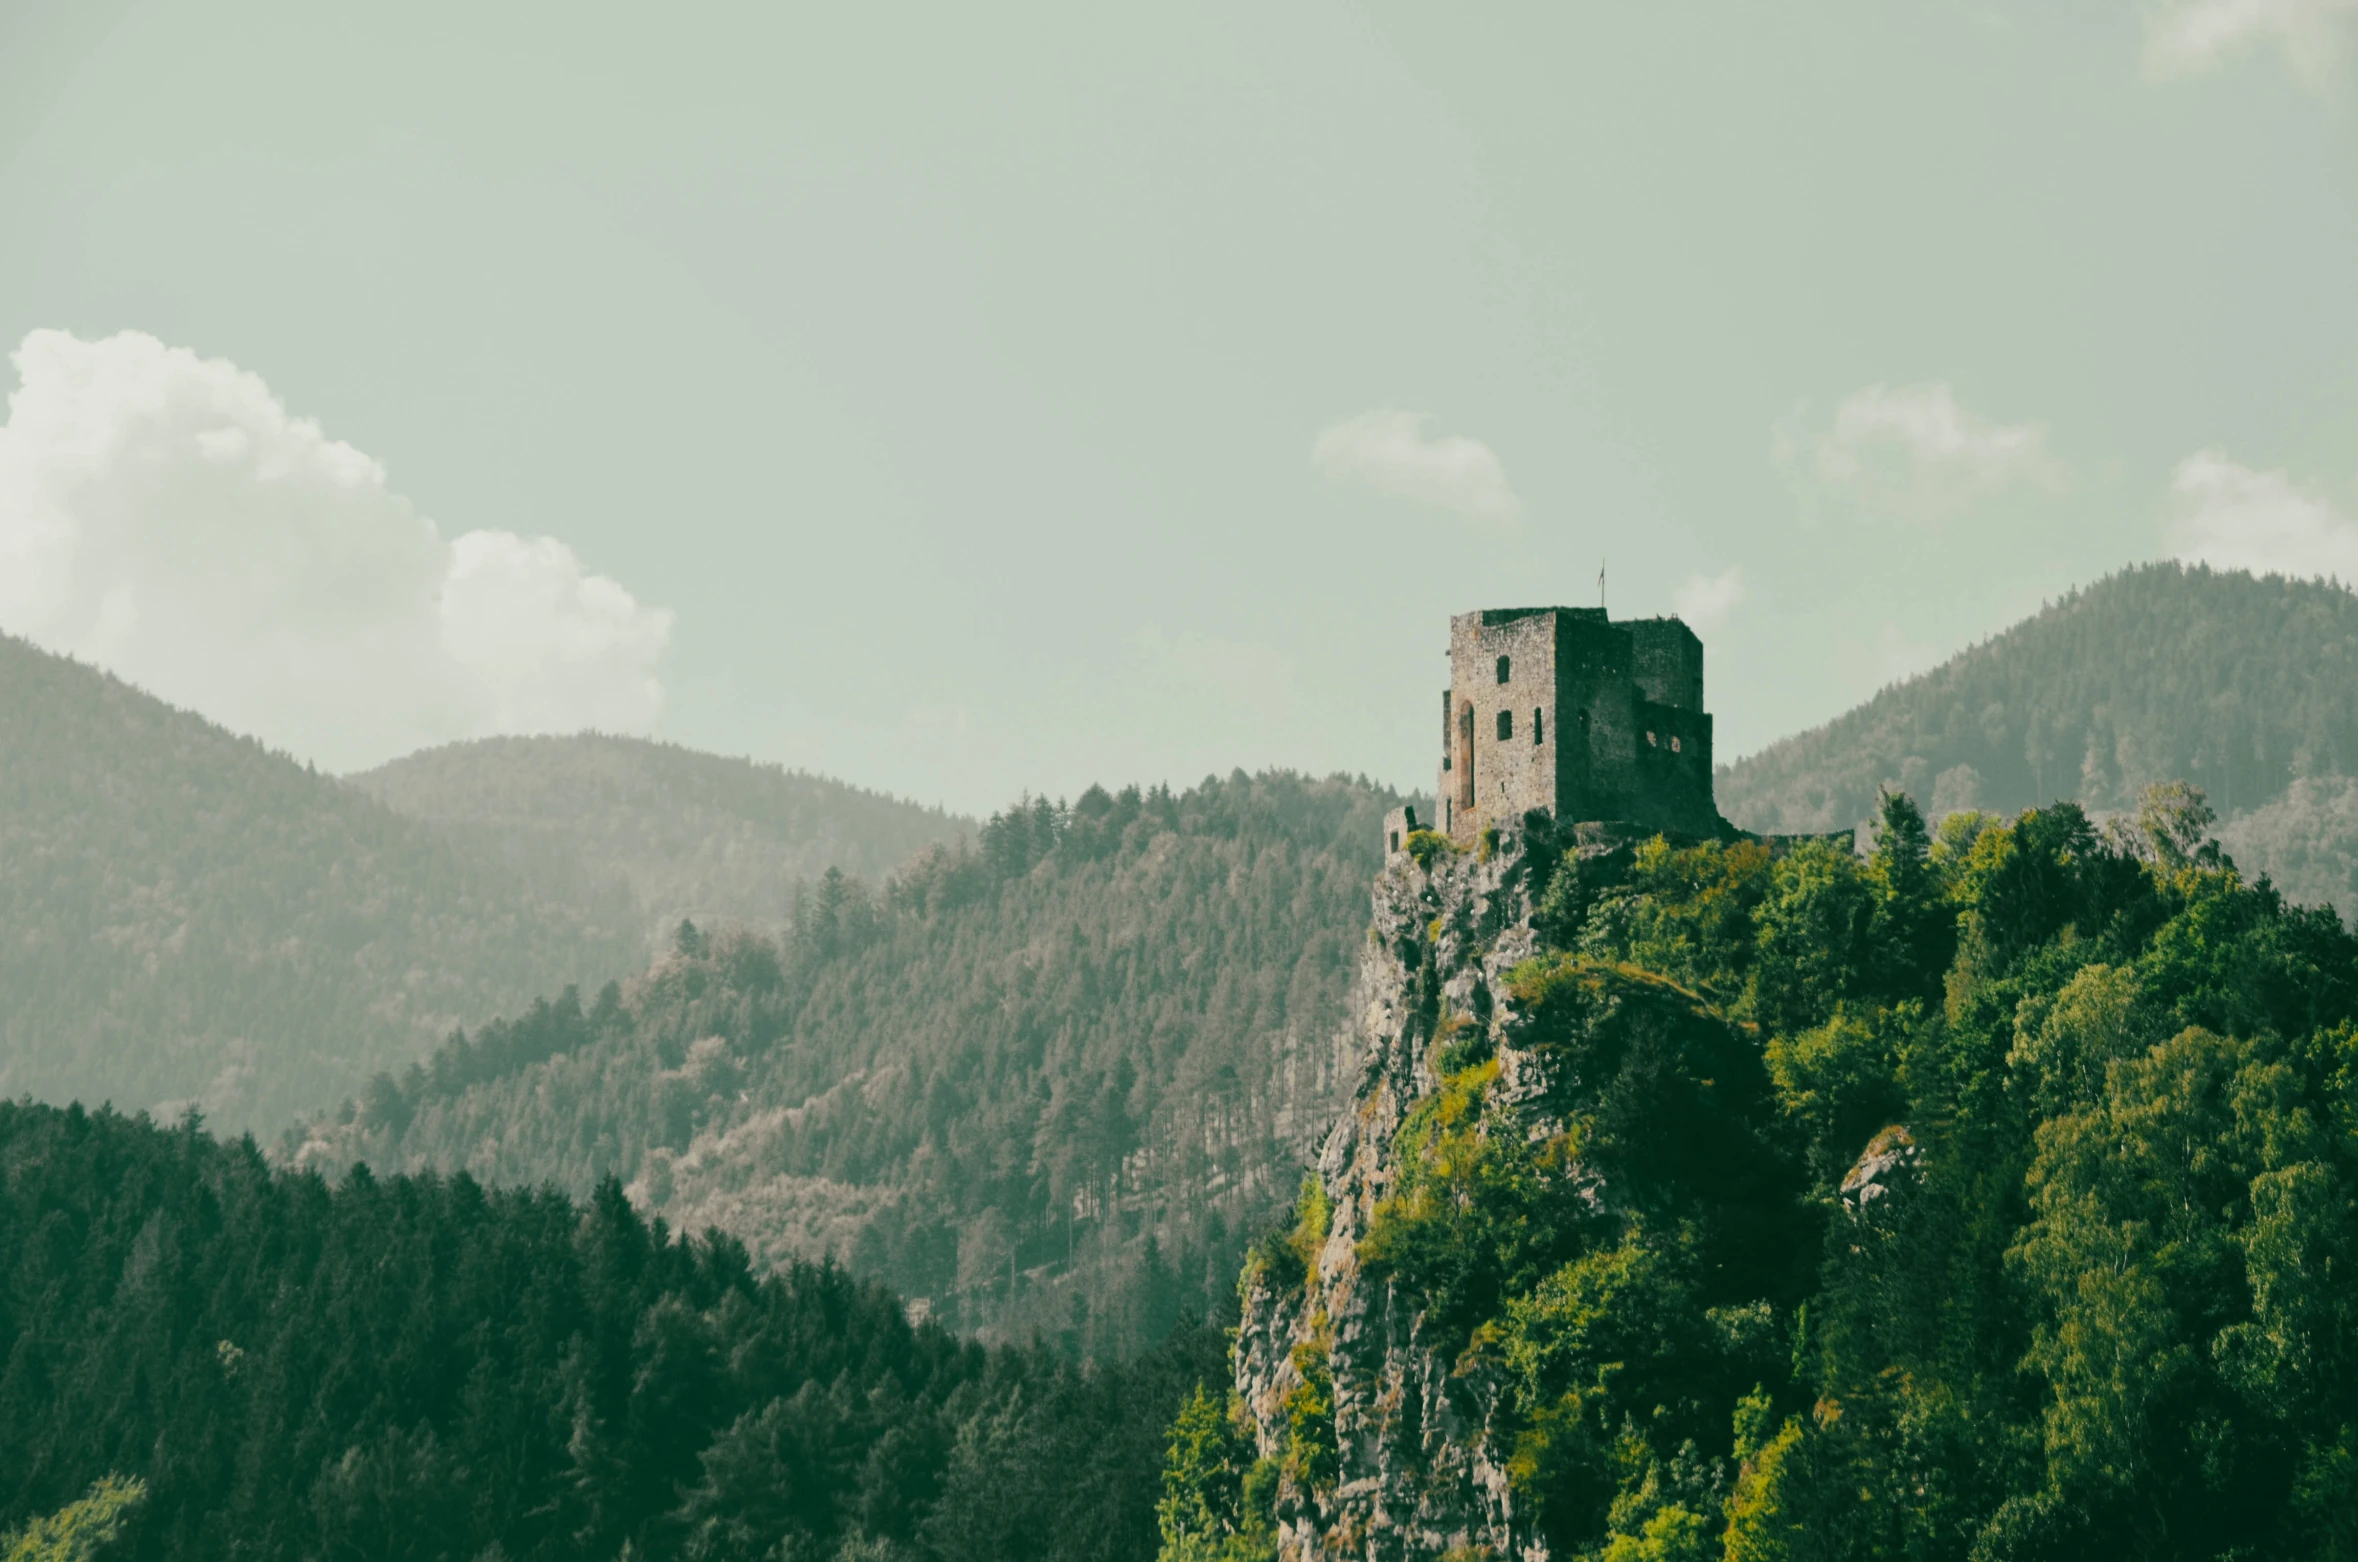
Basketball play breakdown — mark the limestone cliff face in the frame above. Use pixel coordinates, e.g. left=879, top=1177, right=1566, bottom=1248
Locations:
left=1234, top=828, right=1561, bottom=1562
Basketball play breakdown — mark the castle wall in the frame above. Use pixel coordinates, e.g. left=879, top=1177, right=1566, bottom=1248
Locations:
left=1382, top=804, right=1423, bottom=858
left=1552, top=613, right=1635, bottom=824
left=1627, top=618, right=1704, bottom=711
left=1628, top=700, right=1715, bottom=832
left=1439, top=608, right=1562, bottom=842
left=1429, top=605, right=1723, bottom=845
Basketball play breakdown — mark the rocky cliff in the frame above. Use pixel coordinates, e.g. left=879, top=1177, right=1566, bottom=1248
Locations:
left=1234, top=825, right=1557, bottom=1560
left=1228, top=815, right=1805, bottom=1562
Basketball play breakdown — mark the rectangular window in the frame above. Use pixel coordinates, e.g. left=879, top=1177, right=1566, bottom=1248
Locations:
left=1497, top=709, right=1514, bottom=741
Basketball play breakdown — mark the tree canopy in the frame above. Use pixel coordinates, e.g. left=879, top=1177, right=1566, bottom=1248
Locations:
left=0, top=1099, right=1219, bottom=1562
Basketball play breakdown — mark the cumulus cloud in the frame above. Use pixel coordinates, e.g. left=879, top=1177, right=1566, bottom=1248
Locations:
left=1779, top=382, right=2065, bottom=525
left=1311, top=410, right=1522, bottom=528
left=2145, top=0, right=2358, bottom=87
left=0, top=329, right=670, bottom=770
left=1671, top=566, right=1746, bottom=633
left=2164, top=450, right=2358, bottom=583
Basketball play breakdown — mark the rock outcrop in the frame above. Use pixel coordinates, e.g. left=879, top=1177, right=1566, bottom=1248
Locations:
left=1234, top=826, right=1562, bottom=1561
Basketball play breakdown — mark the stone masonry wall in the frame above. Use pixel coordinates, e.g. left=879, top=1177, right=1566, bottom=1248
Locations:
left=1429, top=607, right=1722, bottom=846
left=1439, top=610, right=1561, bottom=844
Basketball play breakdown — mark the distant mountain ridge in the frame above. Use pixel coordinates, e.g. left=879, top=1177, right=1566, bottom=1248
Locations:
left=1719, top=563, right=2358, bottom=915
left=0, top=640, right=979, bottom=1129
left=0, top=633, right=644, bottom=1128
left=350, top=734, right=973, bottom=945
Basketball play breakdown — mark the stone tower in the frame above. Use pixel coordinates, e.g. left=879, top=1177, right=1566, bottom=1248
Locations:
left=1385, top=606, right=1722, bottom=852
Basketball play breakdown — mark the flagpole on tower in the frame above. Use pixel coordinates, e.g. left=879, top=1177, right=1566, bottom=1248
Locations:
left=1598, top=559, right=1606, bottom=612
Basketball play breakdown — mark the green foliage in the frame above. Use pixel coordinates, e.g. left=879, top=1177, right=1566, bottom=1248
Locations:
left=1433, top=1009, right=1494, bottom=1075
left=1281, top=1326, right=1339, bottom=1496
left=293, top=769, right=1403, bottom=1356
left=0, top=1100, right=1223, bottom=1562
left=1720, top=1412, right=1805, bottom=1562
left=1405, top=828, right=1459, bottom=868
left=1359, top=1053, right=1575, bottom=1344
left=1343, top=775, right=2358, bottom=1558
left=1763, top=1006, right=1909, bottom=1186
left=1564, top=838, right=1777, bottom=1008
left=1750, top=841, right=1880, bottom=1036
left=1, top=1478, right=144, bottom=1562
left=1289, top=1173, right=1331, bottom=1278
left=1240, top=1173, right=1331, bottom=1300
left=1155, top=1385, right=1270, bottom=1559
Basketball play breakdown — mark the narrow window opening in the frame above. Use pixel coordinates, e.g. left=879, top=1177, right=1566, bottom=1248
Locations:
left=1495, top=655, right=1511, bottom=684
left=1389, top=830, right=1401, bottom=852
left=1534, top=709, right=1544, bottom=745
left=1497, top=709, right=1514, bottom=741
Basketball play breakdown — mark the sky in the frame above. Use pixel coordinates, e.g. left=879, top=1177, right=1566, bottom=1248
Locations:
left=2, top=0, right=2355, bottom=814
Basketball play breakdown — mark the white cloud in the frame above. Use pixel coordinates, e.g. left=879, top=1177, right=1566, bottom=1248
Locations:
left=0, top=329, right=671, bottom=770
left=1311, top=410, right=1522, bottom=528
left=2164, top=449, right=2358, bottom=583
left=1780, top=382, right=2065, bottom=524
left=2145, top=0, right=2358, bottom=87
left=1671, top=566, right=1746, bottom=633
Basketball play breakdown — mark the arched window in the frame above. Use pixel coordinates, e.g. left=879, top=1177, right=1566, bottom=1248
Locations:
left=1534, top=709, right=1544, bottom=745
left=1497, top=709, right=1513, bottom=741
left=1495, top=655, right=1511, bottom=684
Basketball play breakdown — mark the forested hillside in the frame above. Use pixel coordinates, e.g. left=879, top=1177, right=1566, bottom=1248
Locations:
left=1164, top=786, right=2358, bottom=1559
left=286, top=771, right=1399, bottom=1357
left=351, top=735, right=971, bottom=944
left=1720, top=564, right=2358, bottom=914
left=0, top=634, right=646, bottom=1129
left=0, top=1098, right=1221, bottom=1562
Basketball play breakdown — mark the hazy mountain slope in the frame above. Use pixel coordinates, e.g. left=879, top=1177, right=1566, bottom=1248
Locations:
left=0, top=634, right=644, bottom=1128
left=2216, top=775, right=2358, bottom=918
left=350, top=734, right=973, bottom=943
left=1720, top=563, right=2358, bottom=912
left=287, top=771, right=1399, bottom=1357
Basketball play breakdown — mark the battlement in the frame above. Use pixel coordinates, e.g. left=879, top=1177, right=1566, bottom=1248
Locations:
left=1407, top=605, right=1724, bottom=851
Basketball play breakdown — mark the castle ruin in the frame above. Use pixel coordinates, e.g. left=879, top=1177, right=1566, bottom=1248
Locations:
left=1385, top=606, right=1724, bottom=852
